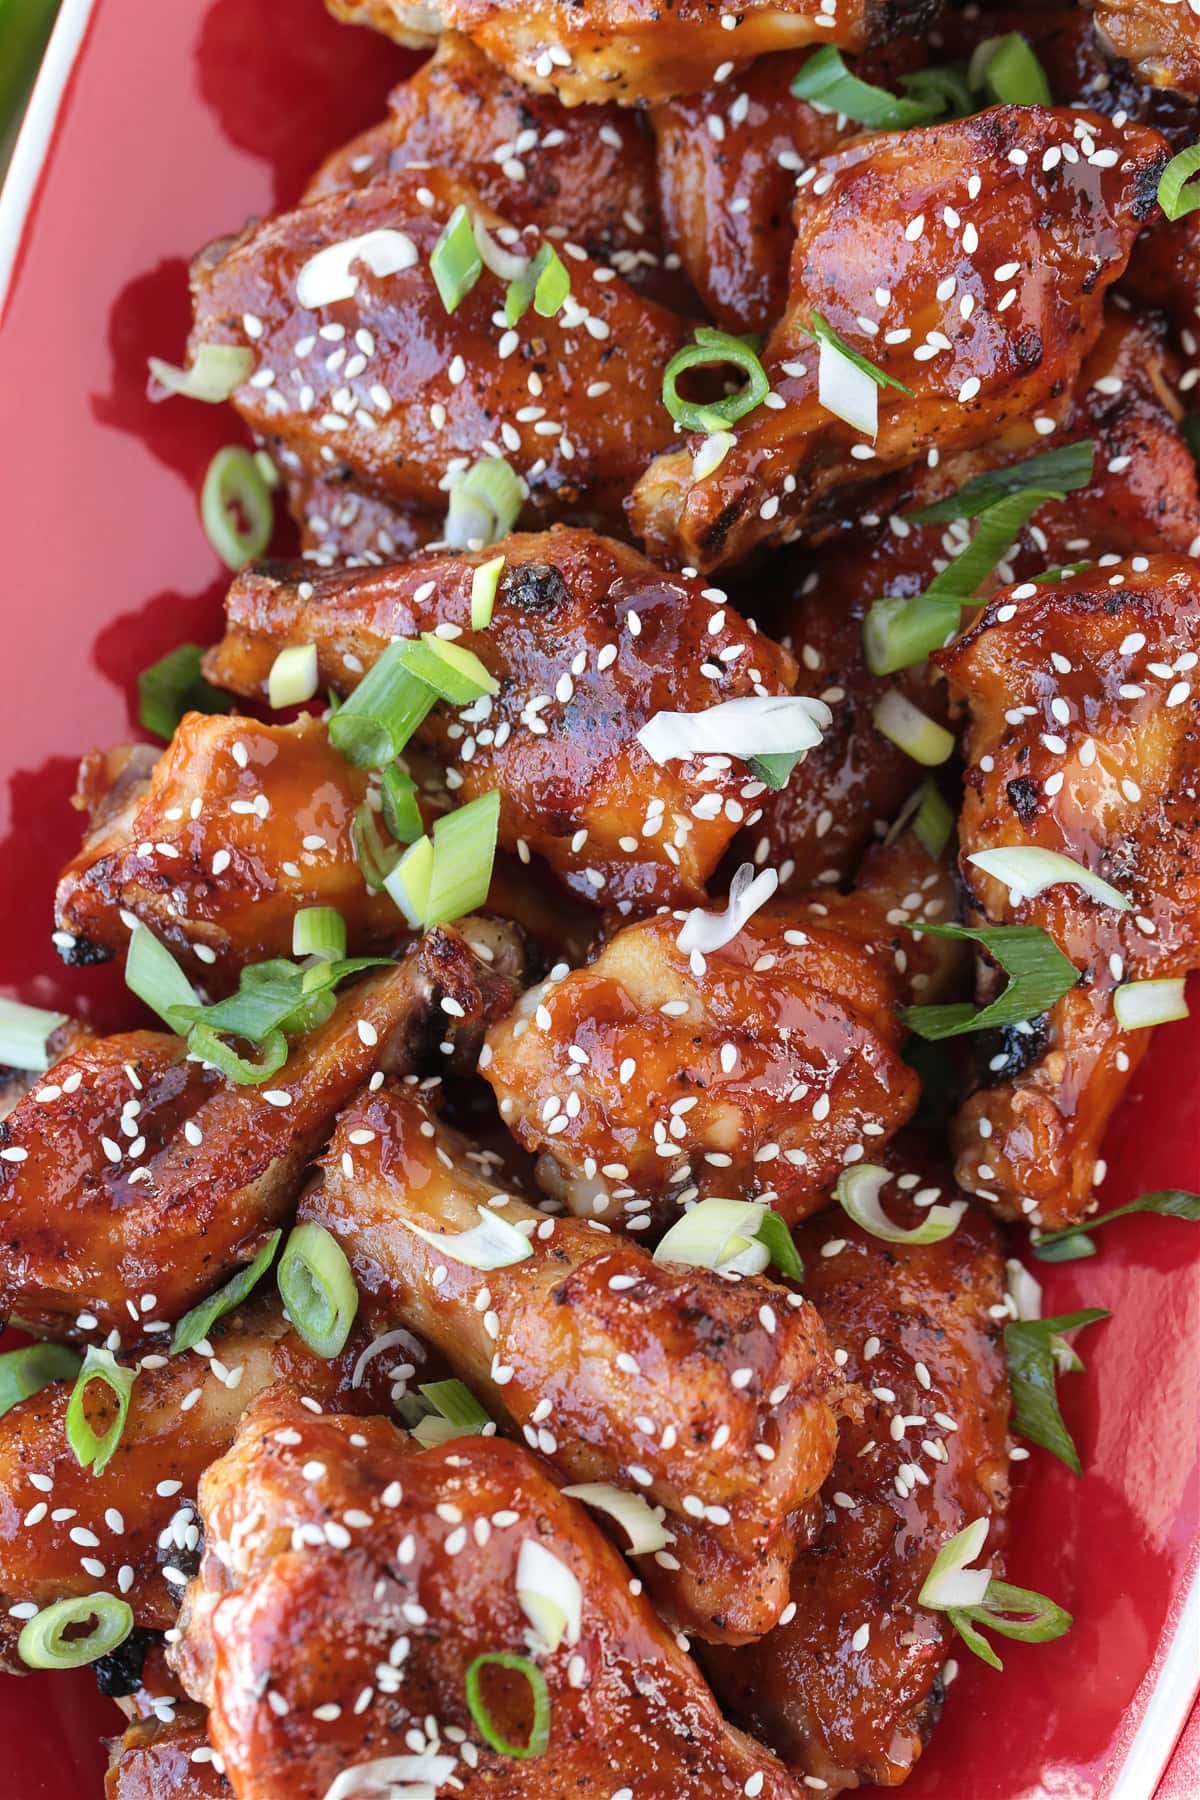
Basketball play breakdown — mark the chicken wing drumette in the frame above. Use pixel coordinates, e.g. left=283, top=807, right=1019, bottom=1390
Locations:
left=325, top=0, right=939, bottom=107
left=0, top=927, right=520, bottom=1343
left=630, top=107, right=1168, bottom=571
left=480, top=836, right=962, bottom=1233
left=705, top=1155, right=1011, bottom=1793
left=171, top=1389, right=808, bottom=1799
left=303, top=1079, right=847, bottom=1643
left=188, top=167, right=683, bottom=542
left=937, top=553, right=1200, bottom=1228
left=203, top=527, right=802, bottom=910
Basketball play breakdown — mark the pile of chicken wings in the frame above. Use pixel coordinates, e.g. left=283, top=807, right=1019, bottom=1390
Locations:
left=5, top=1, right=1200, bottom=1796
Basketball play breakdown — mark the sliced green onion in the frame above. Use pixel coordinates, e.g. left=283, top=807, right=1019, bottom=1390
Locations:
left=1159, top=143, right=1200, bottom=221
left=947, top=1579, right=1072, bottom=1672
left=863, top=594, right=964, bottom=676
left=66, top=1347, right=138, bottom=1476
left=967, top=846, right=1130, bottom=913
left=662, top=326, right=770, bottom=434
left=147, top=344, right=254, bottom=404
left=897, top=65, right=973, bottom=117
left=18, top=1594, right=134, bottom=1670
left=267, top=644, right=319, bottom=710
left=411, top=1378, right=493, bottom=1447
left=277, top=1222, right=358, bottom=1357
left=561, top=1483, right=673, bottom=1554
left=790, top=45, right=945, bottom=127
left=292, top=908, right=346, bottom=964
left=872, top=691, right=955, bottom=766
left=171, top=953, right=388, bottom=1083
left=919, top=1518, right=993, bottom=1611
left=505, top=243, right=570, bottom=326
left=385, top=834, right=435, bottom=928
left=125, top=922, right=200, bottom=1030
left=638, top=695, right=830, bottom=767
left=445, top=456, right=522, bottom=551
left=329, top=641, right=438, bottom=769
left=424, top=789, right=501, bottom=925
left=354, top=803, right=403, bottom=889
left=404, top=1203, right=532, bottom=1271
left=1005, top=1307, right=1108, bottom=1473
left=516, top=1540, right=581, bottom=1653
left=756, top=1210, right=805, bottom=1282
left=187, top=1020, right=289, bottom=1084
left=171, top=1230, right=282, bottom=1356
left=817, top=331, right=879, bottom=437
left=926, top=490, right=1052, bottom=599
left=396, top=634, right=498, bottom=704
left=747, top=752, right=800, bottom=790
left=901, top=921, right=1079, bottom=1040
left=907, top=442, right=1095, bottom=525
left=1033, top=1188, right=1199, bottom=1261
left=138, top=644, right=232, bottom=741
left=201, top=447, right=274, bottom=572
left=430, top=204, right=483, bottom=313
left=968, top=33, right=1052, bottom=106
left=0, top=1342, right=81, bottom=1417
left=835, top=1164, right=966, bottom=1244
left=692, top=430, right=736, bottom=481
left=0, top=997, right=70, bottom=1073
left=470, top=555, right=506, bottom=631
left=1112, top=977, right=1189, bottom=1030
left=913, top=782, right=955, bottom=858
left=465, top=1653, right=550, bottom=1760
left=381, top=766, right=423, bottom=845
left=805, top=311, right=914, bottom=396
left=655, top=1199, right=770, bottom=1275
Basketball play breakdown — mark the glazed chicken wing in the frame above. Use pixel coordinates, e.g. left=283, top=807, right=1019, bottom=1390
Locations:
left=189, top=167, right=683, bottom=540
left=1093, top=0, right=1200, bottom=96
left=56, top=713, right=404, bottom=987
left=705, top=1156, right=1011, bottom=1793
left=326, top=0, right=938, bottom=106
left=630, top=107, right=1167, bottom=571
left=302, top=1079, right=847, bottom=1643
left=172, top=1390, right=808, bottom=1800
left=0, top=927, right=520, bottom=1343
left=107, top=1709, right=227, bottom=1800
left=0, top=1298, right=391, bottom=1669
left=937, top=554, right=1200, bottom=1228
left=203, top=527, right=800, bottom=910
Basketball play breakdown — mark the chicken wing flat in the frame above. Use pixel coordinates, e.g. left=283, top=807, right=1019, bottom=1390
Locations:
left=0, top=1298, right=389, bottom=1669
left=937, top=553, right=1200, bottom=1227
left=0, top=929, right=518, bottom=1343
left=303, top=1079, right=846, bottom=1643
left=56, top=713, right=404, bottom=987
left=630, top=107, right=1167, bottom=571
left=172, top=1388, right=810, bottom=1799
left=481, top=874, right=929, bottom=1232
left=704, top=1158, right=1011, bottom=1793
left=203, top=527, right=800, bottom=910
left=189, top=167, right=683, bottom=538
left=326, top=0, right=938, bottom=107
left=107, top=1709, right=227, bottom=1800
left=1093, top=0, right=1200, bottom=96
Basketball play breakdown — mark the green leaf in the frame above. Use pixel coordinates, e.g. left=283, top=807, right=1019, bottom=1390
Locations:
left=138, top=644, right=232, bottom=741
left=756, top=1211, right=804, bottom=1283
left=906, top=442, right=1095, bottom=525
left=1004, top=1308, right=1109, bottom=1473
left=901, top=921, right=1079, bottom=1040
left=1032, top=1189, right=1200, bottom=1260
left=790, top=46, right=948, bottom=128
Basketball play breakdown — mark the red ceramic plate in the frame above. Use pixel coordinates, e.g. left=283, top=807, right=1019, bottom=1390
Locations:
left=0, top=3, right=1197, bottom=1795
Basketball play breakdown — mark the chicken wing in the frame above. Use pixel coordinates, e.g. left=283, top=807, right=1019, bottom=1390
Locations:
left=1093, top=0, right=1200, bottom=96
left=107, top=1709, right=228, bottom=1800
left=937, top=553, right=1200, bottom=1227
left=326, top=0, right=939, bottom=107
left=203, top=527, right=800, bottom=910
left=0, top=1298, right=392, bottom=1670
left=630, top=107, right=1168, bottom=571
left=481, top=867, right=931, bottom=1232
left=704, top=1156, right=1011, bottom=1793
left=171, top=1389, right=808, bottom=1800
left=303, top=1078, right=847, bottom=1643
left=189, top=167, right=683, bottom=539
left=0, top=928, right=520, bottom=1343
left=56, top=713, right=404, bottom=987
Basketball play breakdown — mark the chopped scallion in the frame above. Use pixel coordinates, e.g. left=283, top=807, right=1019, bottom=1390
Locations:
left=470, top=555, right=505, bottom=631
left=353, top=803, right=403, bottom=890
left=0, top=1342, right=81, bottom=1418
left=906, top=442, right=1095, bottom=524
left=465, top=1653, right=551, bottom=1760
left=65, top=1347, right=138, bottom=1476
left=412, top=1378, right=493, bottom=1447
left=292, top=908, right=347, bottom=963
left=424, top=789, right=501, bottom=924
left=790, top=45, right=946, bottom=127
left=444, top=456, right=522, bottom=551
left=662, top=327, right=770, bottom=434
left=872, top=690, right=955, bottom=766
left=395, top=634, right=498, bottom=705
left=430, top=204, right=483, bottom=313
left=1005, top=1307, right=1108, bottom=1472
left=138, top=644, right=232, bottom=741
left=1032, top=1188, right=1200, bottom=1262
left=328, top=641, right=438, bottom=769
left=381, top=766, right=423, bottom=845
left=171, top=1230, right=282, bottom=1355
left=147, top=344, right=253, bottom=404
left=1158, top=143, right=1200, bottom=221
left=125, top=922, right=200, bottom=1030
left=968, top=32, right=1052, bottom=106
left=901, top=920, right=1079, bottom=1040
left=18, top=1594, right=134, bottom=1670
left=835, top=1164, right=965, bottom=1244
left=201, top=447, right=274, bottom=571
left=505, top=242, right=570, bottom=325
left=277, top=1222, right=358, bottom=1358
left=267, top=644, right=319, bottom=710
left=0, top=997, right=70, bottom=1073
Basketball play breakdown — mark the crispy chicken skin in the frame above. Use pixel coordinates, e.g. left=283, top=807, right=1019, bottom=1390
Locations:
left=303, top=1079, right=846, bottom=1643
left=480, top=847, right=948, bottom=1232
left=1093, top=0, right=1200, bottom=96
left=326, top=0, right=938, bottom=107
left=190, top=167, right=683, bottom=538
left=106, top=1709, right=228, bottom=1800
left=630, top=107, right=1168, bottom=571
left=705, top=1164, right=1011, bottom=1793
left=56, top=714, right=404, bottom=986
left=0, top=1299, right=390, bottom=1670
left=748, top=308, right=1200, bottom=890
left=172, top=1392, right=808, bottom=1800
left=203, top=528, right=800, bottom=910
left=0, top=929, right=520, bottom=1343
left=937, top=554, right=1200, bottom=1228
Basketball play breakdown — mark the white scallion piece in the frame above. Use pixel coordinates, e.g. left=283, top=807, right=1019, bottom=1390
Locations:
left=1004, top=1256, right=1043, bottom=1323
left=473, top=217, right=531, bottom=282
left=403, top=1205, right=533, bottom=1271
left=560, top=1483, right=673, bottom=1554
left=692, top=431, right=736, bottom=481
left=654, top=1197, right=769, bottom=1275
left=818, top=333, right=878, bottom=439
left=967, top=847, right=1131, bottom=913
left=267, top=644, right=319, bottom=709
left=637, top=695, right=831, bottom=768
left=872, top=691, right=955, bottom=766
left=516, top=1540, right=582, bottom=1653
left=677, top=862, right=779, bottom=957
left=296, top=230, right=419, bottom=310
left=322, top=1755, right=457, bottom=1800
left=1113, top=977, right=1188, bottom=1030
left=919, top=1518, right=993, bottom=1611
left=0, top=998, right=69, bottom=1073
left=146, top=344, right=254, bottom=404
left=836, top=1165, right=965, bottom=1245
